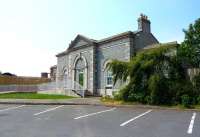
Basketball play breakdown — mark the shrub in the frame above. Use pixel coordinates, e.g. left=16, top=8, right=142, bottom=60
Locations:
left=127, top=92, right=136, bottom=102
left=145, top=95, right=151, bottom=104
left=134, top=92, right=145, bottom=103
left=101, top=95, right=113, bottom=102
left=171, top=80, right=194, bottom=104
left=181, top=94, right=191, bottom=108
left=197, top=95, right=200, bottom=104
left=113, top=91, right=122, bottom=101
left=120, top=84, right=132, bottom=101
left=148, top=74, right=160, bottom=105
left=127, top=92, right=145, bottom=103
left=193, top=74, right=200, bottom=95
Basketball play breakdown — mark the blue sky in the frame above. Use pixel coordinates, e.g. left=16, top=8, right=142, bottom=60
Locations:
left=0, top=0, right=199, bottom=76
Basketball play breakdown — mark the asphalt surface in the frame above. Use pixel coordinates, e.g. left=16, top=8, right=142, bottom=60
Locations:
left=0, top=104, right=199, bottom=137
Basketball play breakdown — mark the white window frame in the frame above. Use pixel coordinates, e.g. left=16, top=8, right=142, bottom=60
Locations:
left=106, top=70, right=113, bottom=87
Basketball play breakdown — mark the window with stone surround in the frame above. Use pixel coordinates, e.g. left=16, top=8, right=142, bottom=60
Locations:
left=106, top=70, right=113, bottom=87
left=103, top=59, right=113, bottom=87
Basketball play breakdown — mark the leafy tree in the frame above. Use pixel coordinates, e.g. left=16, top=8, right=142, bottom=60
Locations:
left=178, top=18, right=200, bottom=67
left=107, top=44, right=183, bottom=104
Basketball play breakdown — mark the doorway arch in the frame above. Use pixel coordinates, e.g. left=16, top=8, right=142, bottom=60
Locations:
left=73, top=55, right=88, bottom=90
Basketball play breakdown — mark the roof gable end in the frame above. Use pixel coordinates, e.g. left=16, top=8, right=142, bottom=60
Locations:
left=68, top=34, right=95, bottom=49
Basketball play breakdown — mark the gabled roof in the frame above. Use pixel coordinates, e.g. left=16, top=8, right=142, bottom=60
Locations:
left=68, top=34, right=97, bottom=49
left=97, top=31, right=136, bottom=44
left=56, top=34, right=97, bottom=57
left=56, top=31, right=141, bottom=57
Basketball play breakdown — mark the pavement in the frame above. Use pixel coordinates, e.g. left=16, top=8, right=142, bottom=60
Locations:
left=0, top=97, right=102, bottom=105
left=0, top=104, right=199, bottom=137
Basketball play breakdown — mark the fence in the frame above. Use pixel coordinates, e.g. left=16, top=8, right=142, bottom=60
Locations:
left=0, top=75, right=50, bottom=85
left=0, top=77, right=85, bottom=97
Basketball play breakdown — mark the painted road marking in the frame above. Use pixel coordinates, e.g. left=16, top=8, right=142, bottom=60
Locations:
left=0, top=105, right=25, bottom=112
left=187, top=112, right=196, bottom=134
left=120, top=109, right=152, bottom=127
left=74, top=107, right=116, bottom=120
left=34, top=105, right=64, bottom=116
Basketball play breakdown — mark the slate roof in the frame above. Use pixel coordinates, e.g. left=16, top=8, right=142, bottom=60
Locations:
left=56, top=31, right=141, bottom=57
left=142, top=41, right=178, bottom=50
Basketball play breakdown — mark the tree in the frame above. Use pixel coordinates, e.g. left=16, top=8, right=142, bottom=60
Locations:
left=178, top=18, right=200, bottom=67
left=107, top=44, right=183, bottom=104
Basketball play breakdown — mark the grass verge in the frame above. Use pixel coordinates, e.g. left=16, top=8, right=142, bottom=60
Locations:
left=0, top=92, right=75, bottom=99
left=101, top=97, right=200, bottom=110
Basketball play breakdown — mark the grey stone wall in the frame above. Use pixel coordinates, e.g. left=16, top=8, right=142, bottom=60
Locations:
left=56, top=55, right=68, bottom=81
left=96, top=38, right=131, bottom=95
left=63, top=46, right=95, bottom=93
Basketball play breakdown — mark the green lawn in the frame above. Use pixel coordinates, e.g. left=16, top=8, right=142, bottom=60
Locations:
left=0, top=92, right=75, bottom=99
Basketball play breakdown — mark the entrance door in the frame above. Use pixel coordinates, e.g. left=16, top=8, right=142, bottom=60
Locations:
left=78, top=69, right=84, bottom=86
left=74, top=57, right=87, bottom=90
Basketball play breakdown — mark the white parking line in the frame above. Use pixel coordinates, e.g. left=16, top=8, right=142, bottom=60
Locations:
left=74, top=107, right=116, bottom=120
left=0, top=105, right=25, bottom=112
left=34, top=105, right=64, bottom=116
left=187, top=112, right=196, bottom=134
left=120, top=109, right=152, bottom=127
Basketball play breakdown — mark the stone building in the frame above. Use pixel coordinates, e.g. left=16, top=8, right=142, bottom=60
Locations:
left=56, top=14, right=159, bottom=96
left=41, top=72, right=48, bottom=78
left=50, top=65, right=57, bottom=81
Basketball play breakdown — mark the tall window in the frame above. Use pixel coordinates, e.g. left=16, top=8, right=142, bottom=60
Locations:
left=75, top=58, right=86, bottom=87
left=78, top=69, right=84, bottom=86
left=106, top=70, right=113, bottom=87
left=63, top=69, right=67, bottom=78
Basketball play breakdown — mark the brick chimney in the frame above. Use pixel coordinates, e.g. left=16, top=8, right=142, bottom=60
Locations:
left=138, top=14, right=151, bottom=33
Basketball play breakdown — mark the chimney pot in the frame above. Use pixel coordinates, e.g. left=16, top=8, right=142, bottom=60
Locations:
left=138, top=14, right=151, bottom=33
